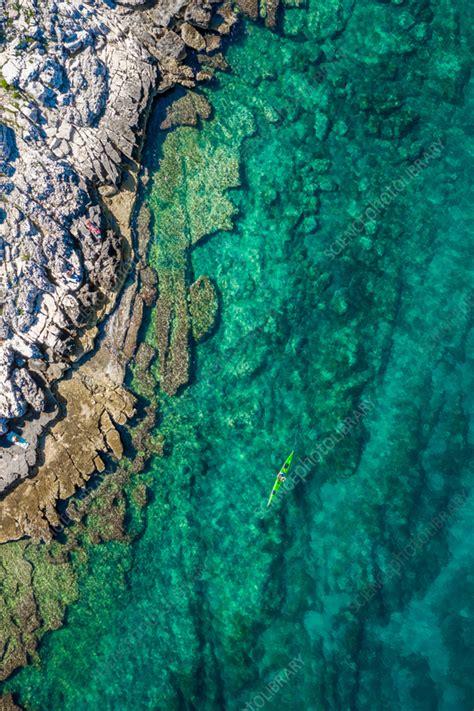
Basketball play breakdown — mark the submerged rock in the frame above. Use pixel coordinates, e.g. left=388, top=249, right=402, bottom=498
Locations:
left=189, top=275, right=218, bottom=342
left=160, top=91, right=212, bottom=129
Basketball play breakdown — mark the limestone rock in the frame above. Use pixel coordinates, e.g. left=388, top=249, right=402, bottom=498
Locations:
left=185, top=0, right=212, bottom=28
left=181, top=22, right=207, bottom=51
left=0, top=371, right=136, bottom=543
left=235, top=0, right=259, bottom=19
left=155, top=31, right=187, bottom=61
left=0, top=694, right=23, bottom=711
left=0, top=0, right=236, bottom=495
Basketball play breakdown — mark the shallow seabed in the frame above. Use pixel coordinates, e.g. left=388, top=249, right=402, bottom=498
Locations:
left=5, top=0, right=474, bottom=709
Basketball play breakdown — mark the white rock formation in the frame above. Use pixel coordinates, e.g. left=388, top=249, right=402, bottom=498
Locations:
left=0, top=0, right=233, bottom=488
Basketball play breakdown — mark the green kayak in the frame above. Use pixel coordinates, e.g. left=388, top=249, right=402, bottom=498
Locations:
left=267, top=451, right=295, bottom=507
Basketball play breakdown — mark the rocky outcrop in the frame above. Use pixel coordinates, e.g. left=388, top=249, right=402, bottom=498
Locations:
left=160, top=92, right=212, bottom=130
left=0, top=695, right=22, bottom=711
left=0, top=0, right=236, bottom=494
left=189, top=275, right=218, bottom=342
left=0, top=370, right=136, bottom=542
left=235, top=0, right=279, bottom=27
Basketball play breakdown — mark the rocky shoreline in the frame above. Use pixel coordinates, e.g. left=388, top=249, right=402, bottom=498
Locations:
left=0, top=0, right=287, bottom=692
left=0, top=0, right=248, bottom=541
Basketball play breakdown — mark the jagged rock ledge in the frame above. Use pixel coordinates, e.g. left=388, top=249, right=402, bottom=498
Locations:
left=0, top=0, right=240, bottom=539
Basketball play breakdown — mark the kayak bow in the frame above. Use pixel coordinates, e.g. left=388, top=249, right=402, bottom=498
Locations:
left=267, top=451, right=294, bottom=507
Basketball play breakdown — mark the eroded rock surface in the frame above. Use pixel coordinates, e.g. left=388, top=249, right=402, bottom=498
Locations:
left=0, top=0, right=235, bottom=494
left=0, top=371, right=135, bottom=542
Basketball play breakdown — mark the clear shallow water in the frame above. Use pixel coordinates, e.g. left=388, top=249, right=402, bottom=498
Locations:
left=5, top=1, right=474, bottom=709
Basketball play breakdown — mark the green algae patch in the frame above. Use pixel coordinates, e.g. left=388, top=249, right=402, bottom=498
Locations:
left=150, top=126, right=241, bottom=249
left=147, top=109, right=253, bottom=396
left=0, top=543, right=78, bottom=681
left=189, top=275, right=219, bottom=342
left=23, top=547, right=78, bottom=632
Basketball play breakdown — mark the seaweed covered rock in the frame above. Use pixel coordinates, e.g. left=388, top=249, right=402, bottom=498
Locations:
left=160, top=91, right=212, bottom=130
left=189, top=275, right=218, bottom=342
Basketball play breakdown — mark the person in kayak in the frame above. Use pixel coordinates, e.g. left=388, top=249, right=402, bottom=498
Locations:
left=267, top=451, right=294, bottom=507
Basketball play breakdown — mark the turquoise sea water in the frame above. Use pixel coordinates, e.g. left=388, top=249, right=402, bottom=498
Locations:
left=4, top=1, right=474, bottom=709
